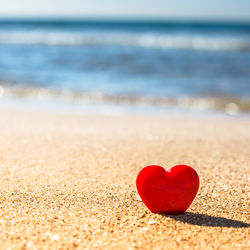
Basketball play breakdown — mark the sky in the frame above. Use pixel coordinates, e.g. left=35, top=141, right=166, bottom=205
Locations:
left=0, top=0, right=250, bottom=21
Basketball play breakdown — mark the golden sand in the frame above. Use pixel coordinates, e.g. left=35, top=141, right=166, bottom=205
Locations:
left=0, top=108, right=249, bottom=249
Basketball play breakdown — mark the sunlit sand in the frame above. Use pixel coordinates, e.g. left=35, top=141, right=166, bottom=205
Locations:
left=0, top=108, right=249, bottom=249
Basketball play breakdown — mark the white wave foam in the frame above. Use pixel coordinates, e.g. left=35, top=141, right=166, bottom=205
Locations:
left=1, top=85, right=250, bottom=113
left=0, top=30, right=249, bottom=51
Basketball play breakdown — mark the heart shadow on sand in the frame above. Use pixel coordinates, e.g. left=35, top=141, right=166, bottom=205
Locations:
left=161, top=212, right=249, bottom=228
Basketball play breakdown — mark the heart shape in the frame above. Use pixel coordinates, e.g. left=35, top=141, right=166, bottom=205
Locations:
left=136, top=165, right=199, bottom=214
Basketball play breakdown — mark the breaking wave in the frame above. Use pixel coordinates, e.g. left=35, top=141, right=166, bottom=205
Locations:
left=1, top=85, right=250, bottom=115
left=0, top=30, right=250, bottom=51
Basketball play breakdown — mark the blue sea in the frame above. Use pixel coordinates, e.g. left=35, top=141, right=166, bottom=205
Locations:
left=0, top=19, right=250, bottom=115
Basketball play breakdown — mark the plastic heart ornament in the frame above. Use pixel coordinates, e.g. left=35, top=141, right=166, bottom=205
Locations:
left=136, top=165, right=199, bottom=214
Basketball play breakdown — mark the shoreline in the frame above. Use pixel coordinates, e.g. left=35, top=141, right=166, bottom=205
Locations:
left=1, top=95, right=250, bottom=119
left=0, top=106, right=249, bottom=249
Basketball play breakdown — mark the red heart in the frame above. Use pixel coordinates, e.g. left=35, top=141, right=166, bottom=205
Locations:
left=136, top=165, right=199, bottom=214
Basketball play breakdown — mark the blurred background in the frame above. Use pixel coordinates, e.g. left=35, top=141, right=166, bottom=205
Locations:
left=0, top=0, right=250, bottom=115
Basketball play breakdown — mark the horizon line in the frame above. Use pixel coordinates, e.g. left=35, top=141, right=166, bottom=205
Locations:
left=0, top=15, right=250, bottom=24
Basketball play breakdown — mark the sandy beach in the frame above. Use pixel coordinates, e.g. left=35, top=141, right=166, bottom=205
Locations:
left=0, top=108, right=249, bottom=249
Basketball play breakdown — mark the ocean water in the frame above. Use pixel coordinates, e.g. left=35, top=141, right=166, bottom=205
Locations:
left=0, top=19, right=250, bottom=114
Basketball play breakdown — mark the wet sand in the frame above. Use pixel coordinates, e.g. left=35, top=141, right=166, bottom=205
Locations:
left=0, top=108, right=249, bottom=249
